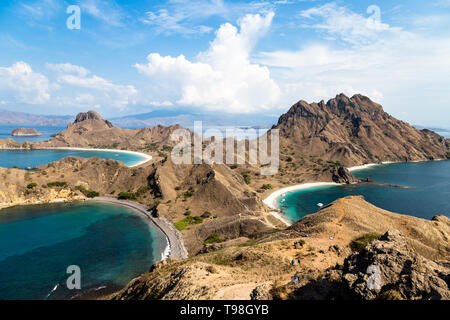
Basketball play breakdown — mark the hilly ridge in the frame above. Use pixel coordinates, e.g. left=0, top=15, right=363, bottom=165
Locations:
left=273, top=94, right=450, bottom=166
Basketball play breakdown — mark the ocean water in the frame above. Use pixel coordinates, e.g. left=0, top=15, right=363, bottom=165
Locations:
left=278, top=161, right=450, bottom=223
left=0, top=125, right=66, bottom=143
left=0, top=202, right=167, bottom=300
left=0, top=149, right=147, bottom=168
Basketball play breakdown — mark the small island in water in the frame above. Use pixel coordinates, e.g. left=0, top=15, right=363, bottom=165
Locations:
left=11, top=127, right=42, bottom=137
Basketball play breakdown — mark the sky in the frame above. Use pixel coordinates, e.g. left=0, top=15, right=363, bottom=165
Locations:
left=0, top=0, right=449, bottom=127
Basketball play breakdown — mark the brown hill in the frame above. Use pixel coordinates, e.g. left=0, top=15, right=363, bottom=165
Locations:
left=110, top=196, right=450, bottom=300
left=273, top=94, right=450, bottom=166
left=34, top=111, right=188, bottom=151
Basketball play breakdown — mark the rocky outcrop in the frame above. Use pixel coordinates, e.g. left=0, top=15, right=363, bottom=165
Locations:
left=10, top=128, right=42, bottom=137
left=109, top=197, right=449, bottom=301
left=74, top=110, right=113, bottom=128
left=331, top=166, right=359, bottom=184
left=341, top=230, right=450, bottom=300
left=273, top=94, right=450, bottom=166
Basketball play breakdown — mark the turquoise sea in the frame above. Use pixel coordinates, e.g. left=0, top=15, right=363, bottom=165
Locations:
left=0, top=149, right=147, bottom=168
left=0, top=202, right=167, bottom=300
left=0, top=125, right=66, bottom=143
left=278, top=161, right=450, bottom=223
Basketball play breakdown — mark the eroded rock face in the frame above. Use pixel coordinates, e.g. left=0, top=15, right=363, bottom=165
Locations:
left=331, top=166, right=359, bottom=184
left=342, top=230, right=450, bottom=300
left=11, top=128, right=42, bottom=137
left=74, top=110, right=113, bottom=128
left=273, top=94, right=450, bottom=165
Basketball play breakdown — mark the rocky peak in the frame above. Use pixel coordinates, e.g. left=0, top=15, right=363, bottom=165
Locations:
left=342, top=229, right=450, bottom=300
left=74, top=110, right=113, bottom=128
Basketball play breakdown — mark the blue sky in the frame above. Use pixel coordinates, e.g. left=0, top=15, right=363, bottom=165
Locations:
left=0, top=0, right=449, bottom=127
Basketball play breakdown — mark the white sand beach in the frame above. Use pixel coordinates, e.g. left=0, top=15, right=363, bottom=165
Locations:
left=47, top=147, right=152, bottom=167
left=347, top=163, right=380, bottom=172
left=263, top=182, right=342, bottom=226
left=263, top=182, right=341, bottom=210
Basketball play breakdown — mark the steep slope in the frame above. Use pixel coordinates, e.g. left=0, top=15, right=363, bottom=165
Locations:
left=273, top=94, right=450, bottom=166
left=110, top=196, right=450, bottom=300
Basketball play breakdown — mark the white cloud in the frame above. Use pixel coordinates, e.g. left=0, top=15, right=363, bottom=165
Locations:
left=80, top=0, right=124, bottom=27
left=299, top=2, right=400, bottom=45
left=136, top=11, right=280, bottom=113
left=254, top=3, right=450, bottom=126
left=56, top=73, right=138, bottom=110
left=141, top=0, right=283, bottom=35
left=142, top=0, right=230, bottom=35
left=0, top=62, right=50, bottom=104
left=143, top=9, right=213, bottom=35
left=46, top=63, right=91, bottom=77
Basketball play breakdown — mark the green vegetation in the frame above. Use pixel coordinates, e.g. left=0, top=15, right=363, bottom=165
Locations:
left=230, top=164, right=238, bottom=169
left=86, top=191, right=99, bottom=198
left=75, top=185, right=99, bottom=198
left=47, top=181, right=67, bottom=188
left=286, top=156, right=293, bottom=162
left=144, top=142, right=159, bottom=151
left=152, top=200, right=160, bottom=208
left=183, top=190, right=194, bottom=199
left=27, top=182, right=37, bottom=189
left=174, top=215, right=204, bottom=230
left=162, top=145, right=173, bottom=152
left=241, top=172, right=251, bottom=184
left=204, top=233, right=223, bottom=244
left=350, top=232, right=383, bottom=252
left=135, top=185, right=149, bottom=197
left=212, top=254, right=231, bottom=266
left=261, top=184, right=273, bottom=190
left=117, top=192, right=136, bottom=200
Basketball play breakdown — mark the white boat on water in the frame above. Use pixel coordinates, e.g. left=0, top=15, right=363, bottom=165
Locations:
left=317, top=203, right=324, bottom=207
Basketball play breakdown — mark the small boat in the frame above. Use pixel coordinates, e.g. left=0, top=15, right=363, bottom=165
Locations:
left=281, top=199, right=286, bottom=203
left=317, top=203, right=324, bottom=207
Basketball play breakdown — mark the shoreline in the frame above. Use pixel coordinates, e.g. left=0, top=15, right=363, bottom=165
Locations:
left=263, top=182, right=342, bottom=226
left=88, top=197, right=188, bottom=260
left=44, top=147, right=153, bottom=168
left=264, top=158, right=450, bottom=225
left=347, top=158, right=448, bottom=172
left=0, top=147, right=152, bottom=168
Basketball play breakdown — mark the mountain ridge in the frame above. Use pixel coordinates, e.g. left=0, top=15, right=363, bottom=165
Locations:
left=273, top=93, right=450, bottom=166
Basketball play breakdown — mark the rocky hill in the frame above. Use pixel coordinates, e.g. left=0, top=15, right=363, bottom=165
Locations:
left=11, top=128, right=42, bottom=137
left=110, top=196, right=450, bottom=300
left=273, top=94, right=450, bottom=166
left=34, top=110, right=186, bottom=151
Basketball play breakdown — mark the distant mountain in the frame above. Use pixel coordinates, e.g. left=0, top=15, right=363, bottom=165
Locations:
left=111, top=109, right=277, bottom=128
left=273, top=93, right=450, bottom=165
left=0, top=109, right=73, bottom=126
left=414, top=124, right=450, bottom=133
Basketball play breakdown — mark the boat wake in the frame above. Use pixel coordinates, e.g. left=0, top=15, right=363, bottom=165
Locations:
left=45, top=284, right=59, bottom=299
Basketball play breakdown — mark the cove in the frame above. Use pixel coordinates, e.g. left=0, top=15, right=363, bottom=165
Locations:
left=277, top=161, right=450, bottom=223
left=0, top=202, right=167, bottom=300
left=0, top=148, right=150, bottom=168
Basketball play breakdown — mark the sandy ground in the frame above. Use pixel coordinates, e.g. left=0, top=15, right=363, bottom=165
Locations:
left=44, top=147, right=153, bottom=167
left=89, top=197, right=188, bottom=260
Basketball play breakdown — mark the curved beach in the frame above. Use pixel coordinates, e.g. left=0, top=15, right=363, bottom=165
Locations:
left=47, top=147, right=153, bottom=167
left=263, top=182, right=342, bottom=226
left=88, top=197, right=188, bottom=260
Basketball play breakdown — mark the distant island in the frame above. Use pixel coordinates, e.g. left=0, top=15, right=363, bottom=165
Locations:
left=10, top=128, right=42, bottom=137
